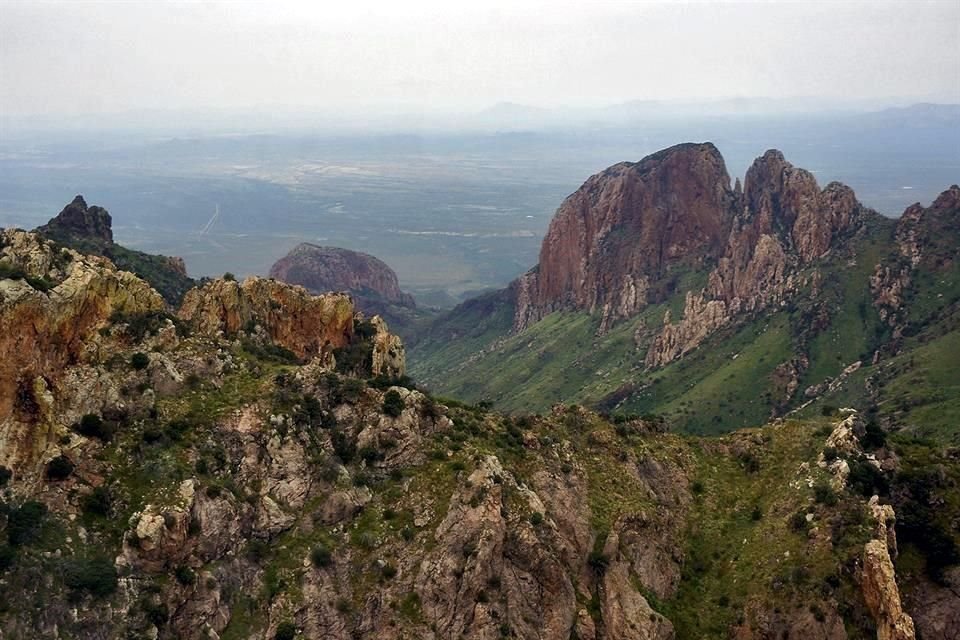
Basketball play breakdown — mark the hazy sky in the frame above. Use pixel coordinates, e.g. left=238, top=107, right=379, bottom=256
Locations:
left=1, top=0, right=958, bottom=119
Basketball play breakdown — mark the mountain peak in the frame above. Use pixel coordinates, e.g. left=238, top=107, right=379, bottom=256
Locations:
left=514, top=142, right=736, bottom=331
left=37, top=194, right=113, bottom=245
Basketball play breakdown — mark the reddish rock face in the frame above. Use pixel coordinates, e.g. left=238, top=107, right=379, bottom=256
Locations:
left=514, top=143, right=869, bottom=345
left=515, top=143, right=736, bottom=330
left=269, top=244, right=415, bottom=308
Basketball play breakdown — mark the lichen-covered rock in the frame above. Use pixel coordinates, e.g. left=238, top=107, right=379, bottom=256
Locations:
left=178, top=276, right=356, bottom=359
left=369, top=315, right=406, bottom=378
left=0, top=230, right=164, bottom=471
left=862, top=539, right=915, bottom=640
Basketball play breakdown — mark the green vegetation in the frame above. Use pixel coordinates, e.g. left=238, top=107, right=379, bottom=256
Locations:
left=63, top=557, right=118, bottom=597
left=382, top=389, right=405, bottom=417
left=130, top=352, right=150, bottom=370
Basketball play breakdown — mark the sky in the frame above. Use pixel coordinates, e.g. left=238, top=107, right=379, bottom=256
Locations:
left=1, top=0, right=958, bottom=121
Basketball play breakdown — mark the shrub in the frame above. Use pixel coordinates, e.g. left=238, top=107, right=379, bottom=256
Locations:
left=381, top=562, right=397, bottom=580
left=45, top=455, right=74, bottom=480
left=382, top=390, right=405, bottom=418
left=64, top=557, right=118, bottom=597
left=789, top=511, right=809, bottom=532
left=81, top=486, right=112, bottom=518
left=174, top=565, right=196, bottom=585
left=331, top=429, right=356, bottom=464
left=821, top=405, right=837, bottom=417
left=76, top=413, right=116, bottom=441
left=588, top=550, right=609, bottom=572
left=738, top=452, right=760, bottom=474
left=822, top=446, right=839, bottom=462
left=130, top=352, right=150, bottom=371
left=814, top=481, right=838, bottom=506
left=310, top=545, right=332, bottom=568
left=529, top=512, right=544, bottom=526
left=7, top=501, right=46, bottom=546
left=861, top=421, right=887, bottom=450
left=751, top=505, right=763, bottom=521
left=0, top=545, right=15, bottom=572
left=0, top=466, right=11, bottom=487
left=848, top=459, right=889, bottom=497
left=274, top=621, right=296, bottom=640
left=223, top=272, right=236, bottom=282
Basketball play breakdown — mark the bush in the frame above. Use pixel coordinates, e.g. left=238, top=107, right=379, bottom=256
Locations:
left=174, top=565, right=196, bottom=585
left=848, top=459, right=889, bottom=497
left=821, top=405, right=837, bottom=417
left=223, top=272, right=236, bottom=282
left=7, top=501, right=46, bottom=546
left=822, top=446, right=839, bottom=462
left=76, top=413, right=116, bottom=441
left=382, top=390, right=405, bottom=417
left=861, top=421, right=887, bottom=450
left=331, top=429, right=356, bottom=464
left=0, top=466, right=11, bottom=487
left=45, top=455, right=74, bottom=481
left=274, top=621, right=296, bottom=640
left=64, top=557, right=118, bottom=597
left=751, top=505, right=763, bottom=521
left=0, top=544, right=15, bottom=572
left=81, top=486, right=112, bottom=518
left=588, top=550, right=609, bottom=572
left=789, top=511, right=809, bottom=532
left=529, top=512, right=544, bottom=526
left=739, top=452, right=760, bottom=474
left=814, top=481, right=838, bottom=506
left=310, top=545, right=332, bottom=568
left=130, top=352, right=150, bottom=370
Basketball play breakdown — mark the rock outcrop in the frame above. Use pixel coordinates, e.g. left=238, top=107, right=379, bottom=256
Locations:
left=514, top=143, right=736, bottom=331
left=0, top=229, right=165, bottom=470
left=178, top=277, right=357, bottom=360
left=510, top=143, right=868, bottom=364
left=37, top=195, right=114, bottom=245
left=871, top=185, right=960, bottom=341
left=270, top=243, right=415, bottom=308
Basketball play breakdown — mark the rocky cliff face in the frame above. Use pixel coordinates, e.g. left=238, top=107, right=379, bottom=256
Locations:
left=269, top=244, right=415, bottom=309
left=178, top=277, right=357, bottom=360
left=514, top=143, right=735, bottom=332
left=0, top=229, right=165, bottom=470
left=512, top=144, right=867, bottom=350
left=871, top=185, right=960, bottom=341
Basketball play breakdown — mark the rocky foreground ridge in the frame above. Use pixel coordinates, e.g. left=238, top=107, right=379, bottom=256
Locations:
left=1, top=229, right=955, bottom=639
